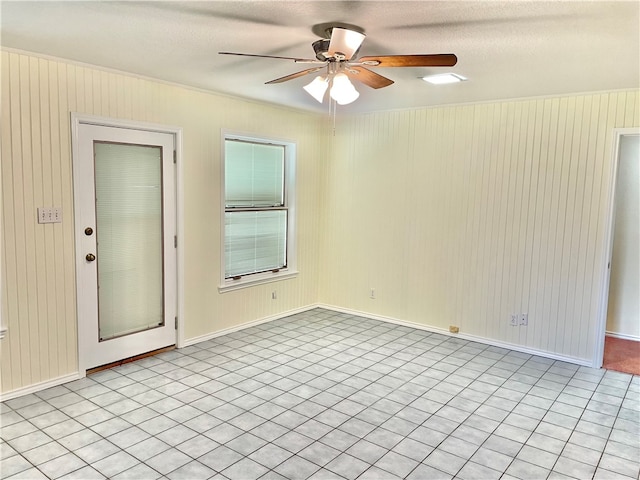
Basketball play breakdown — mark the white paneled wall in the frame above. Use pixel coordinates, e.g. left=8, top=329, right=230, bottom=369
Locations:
left=320, top=92, right=639, bottom=364
left=2, top=47, right=638, bottom=396
left=1, top=50, right=326, bottom=394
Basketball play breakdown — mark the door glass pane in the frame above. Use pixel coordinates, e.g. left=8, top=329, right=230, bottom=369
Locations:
left=94, top=142, right=164, bottom=341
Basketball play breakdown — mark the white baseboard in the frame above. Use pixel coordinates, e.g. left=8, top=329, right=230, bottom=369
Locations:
left=606, top=331, right=640, bottom=342
left=182, top=304, right=320, bottom=347
left=318, top=304, right=594, bottom=368
left=0, top=372, right=82, bottom=402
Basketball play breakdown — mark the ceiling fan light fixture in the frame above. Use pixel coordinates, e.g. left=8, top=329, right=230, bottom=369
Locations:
left=303, top=76, right=329, bottom=103
left=224, top=24, right=460, bottom=108
left=422, top=73, right=467, bottom=85
left=330, top=73, right=359, bottom=105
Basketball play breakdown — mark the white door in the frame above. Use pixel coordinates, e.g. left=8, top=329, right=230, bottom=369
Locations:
left=74, top=122, right=176, bottom=371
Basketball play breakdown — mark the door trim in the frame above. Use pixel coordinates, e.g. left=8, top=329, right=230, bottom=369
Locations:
left=71, top=113, right=184, bottom=376
left=594, top=127, right=640, bottom=368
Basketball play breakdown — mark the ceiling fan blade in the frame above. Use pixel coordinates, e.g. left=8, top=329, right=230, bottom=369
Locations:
left=328, top=27, right=366, bottom=60
left=359, top=54, right=458, bottom=67
left=265, top=67, right=326, bottom=84
left=219, top=52, right=322, bottom=63
left=388, top=14, right=574, bottom=31
left=142, top=3, right=289, bottom=27
left=345, top=67, right=394, bottom=89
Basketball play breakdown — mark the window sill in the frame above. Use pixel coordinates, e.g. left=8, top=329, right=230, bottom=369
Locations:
left=218, top=270, right=298, bottom=293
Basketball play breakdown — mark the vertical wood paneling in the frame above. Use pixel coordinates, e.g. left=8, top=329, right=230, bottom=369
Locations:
left=528, top=99, right=547, bottom=350
left=30, top=56, right=48, bottom=382
left=581, top=94, right=613, bottom=357
left=2, top=48, right=638, bottom=394
left=39, top=59, right=56, bottom=377
left=321, top=90, right=639, bottom=364
left=15, top=54, right=31, bottom=386
left=1, top=50, right=325, bottom=394
left=2, top=52, right=16, bottom=390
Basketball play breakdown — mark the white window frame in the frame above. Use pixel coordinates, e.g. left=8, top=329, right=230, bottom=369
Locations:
left=219, top=131, right=297, bottom=292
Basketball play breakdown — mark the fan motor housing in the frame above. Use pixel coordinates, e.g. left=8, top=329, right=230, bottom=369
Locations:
left=312, top=39, right=332, bottom=61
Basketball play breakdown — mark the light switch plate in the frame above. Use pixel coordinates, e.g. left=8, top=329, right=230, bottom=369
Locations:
left=37, top=207, right=62, bottom=224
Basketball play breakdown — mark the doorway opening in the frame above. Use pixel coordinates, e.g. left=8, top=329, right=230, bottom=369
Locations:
left=599, top=129, right=639, bottom=375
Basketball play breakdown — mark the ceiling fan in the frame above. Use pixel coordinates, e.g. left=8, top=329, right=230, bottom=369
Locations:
left=219, top=26, right=457, bottom=105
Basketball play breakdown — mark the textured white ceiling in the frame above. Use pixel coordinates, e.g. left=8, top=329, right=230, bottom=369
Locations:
left=1, top=1, right=638, bottom=114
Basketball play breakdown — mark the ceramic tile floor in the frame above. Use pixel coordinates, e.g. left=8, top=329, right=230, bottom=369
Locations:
left=1, top=308, right=639, bottom=480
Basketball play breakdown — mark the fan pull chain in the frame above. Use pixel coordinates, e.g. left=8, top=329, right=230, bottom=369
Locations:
left=332, top=99, right=337, bottom=136
left=326, top=86, right=336, bottom=136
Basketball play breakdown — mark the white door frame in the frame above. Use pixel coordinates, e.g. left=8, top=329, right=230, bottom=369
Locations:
left=594, top=127, right=640, bottom=368
left=71, top=113, right=185, bottom=376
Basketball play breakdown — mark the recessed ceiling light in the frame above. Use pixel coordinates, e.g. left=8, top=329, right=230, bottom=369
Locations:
left=422, top=73, right=467, bottom=85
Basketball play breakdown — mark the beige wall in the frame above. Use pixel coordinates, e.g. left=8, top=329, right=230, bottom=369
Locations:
left=607, top=133, right=640, bottom=339
left=2, top=48, right=639, bottom=396
left=1, top=50, right=326, bottom=394
left=319, top=93, right=639, bottom=364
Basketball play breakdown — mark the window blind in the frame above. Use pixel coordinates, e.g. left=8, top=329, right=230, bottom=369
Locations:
left=224, top=139, right=287, bottom=278
left=225, top=140, right=284, bottom=207
left=94, top=142, right=164, bottom=339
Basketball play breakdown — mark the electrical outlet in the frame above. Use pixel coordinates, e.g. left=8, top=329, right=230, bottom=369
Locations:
left=520, top=313, right=528, bottom=326
left=370, top=288, right=375, bottom=299
left=510, top=314, right=518, bottom=326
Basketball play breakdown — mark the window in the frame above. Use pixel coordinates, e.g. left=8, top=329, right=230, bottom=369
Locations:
left=220, top=133, right=297, bottom=291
